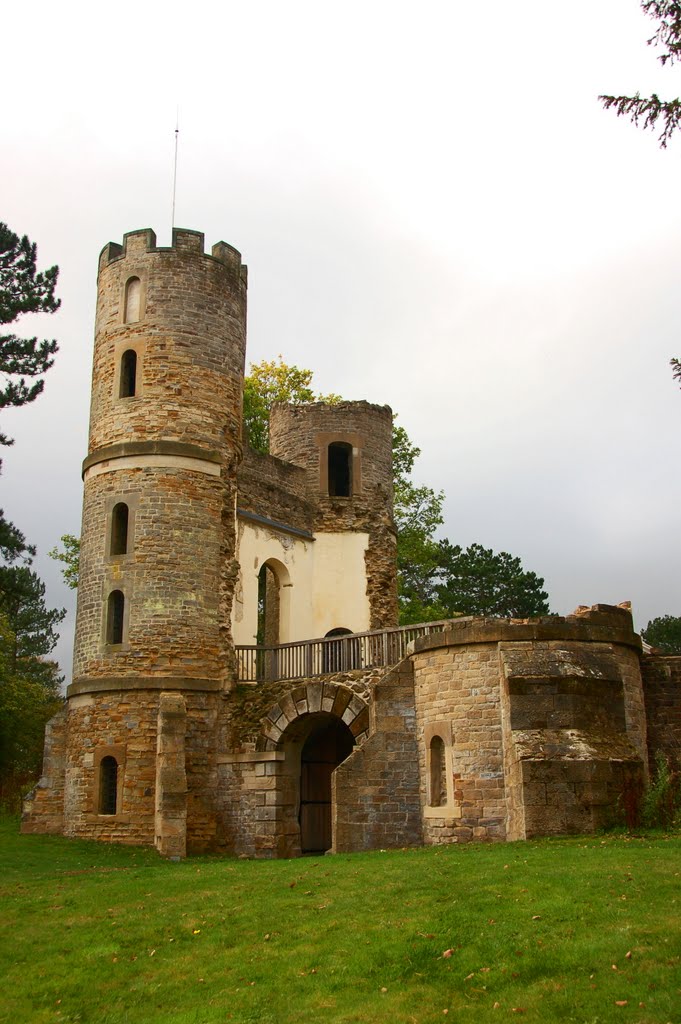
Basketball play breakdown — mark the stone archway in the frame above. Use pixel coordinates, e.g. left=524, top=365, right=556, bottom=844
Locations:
left=256, top=681, right=369, bottom=857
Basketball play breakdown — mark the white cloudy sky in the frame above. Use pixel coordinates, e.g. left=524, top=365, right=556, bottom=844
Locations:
left=2, top=0, right=680, bottom=678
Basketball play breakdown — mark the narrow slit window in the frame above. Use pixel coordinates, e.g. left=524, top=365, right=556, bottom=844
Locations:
left=328, top=442, right=352, bottom=497
left=107, top=590, right=125, bottom=645
left=110, top=503, right=129, bottom=556
left=119, top=349, right=137, bottom=398
left=124, top=277, right=141, bottom=323
left=99, top=756, right=118, bottom=814
left=429, top=736, right=447, bottom=807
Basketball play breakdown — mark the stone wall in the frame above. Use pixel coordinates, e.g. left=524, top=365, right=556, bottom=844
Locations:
left=21, top=708, right=67, bottom=835
left=332, top=659, right=422, bottom=852
left=73, top=468, right=226, bottom=682
left=410, top=605, right=647, bottom=844
left=269, top=401, right=398, bottom=629
left=499, top=641, right=645, bottom=839
left=412, top=642, right=506, bottom=844
left=23, top=687, right=220, bottom=850
left=215, top=673, right=375, bottom=857
left=641, top=654, right=681, bottom=766
left=91, top=229, right=246, bottom=455
left=237, top=446, right=313, bottom=533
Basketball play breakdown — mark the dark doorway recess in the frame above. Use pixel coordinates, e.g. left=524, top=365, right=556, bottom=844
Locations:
left=300, top=718, right=355, bottom=853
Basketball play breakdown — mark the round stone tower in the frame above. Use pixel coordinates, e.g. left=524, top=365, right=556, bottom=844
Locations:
left=269, top=400, right=398, bottom=628
left=64, top=228, right=247, bottom=852
left=73, top=228, right=247, bottom=688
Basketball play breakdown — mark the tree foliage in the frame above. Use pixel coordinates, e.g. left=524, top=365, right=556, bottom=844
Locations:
left=48, top=534, right=80, bottom=590
left=599, top=5, right=681, bottom=384
left=0, top=566, right=65, bottom=674
left=433, top=541, right=550, bottom=619
left=243, top=356, right=341, bottom=454
left=0, top=573, right=65, bottom=810
left=0, top=222, right=60, bottom=447
left=641, top=614, right=681, bottom=653
left=600, top=2, right=681, bottom=148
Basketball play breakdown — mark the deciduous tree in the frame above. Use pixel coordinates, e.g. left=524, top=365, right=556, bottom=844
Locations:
left=48, top=534, right=80, bottom=590
left=243, top=356, right=341, bottom=454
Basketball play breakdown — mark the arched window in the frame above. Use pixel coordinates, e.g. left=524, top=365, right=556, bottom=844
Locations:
left=107, top=590, right=125, bottom=645
left=119, top=349, right=137, bottom=398
left=429, top=736, right=447, bottom=807
left=110, top=502, right=129, bottom=556
left=124, top=277, right=141, bottom=323
left=328, top=442, right=352, bottom=497
left=99, top=756, right=118, bottom=814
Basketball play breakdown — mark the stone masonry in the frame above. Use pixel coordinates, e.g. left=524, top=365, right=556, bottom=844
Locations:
left=21, top=227, right=681, bottom=858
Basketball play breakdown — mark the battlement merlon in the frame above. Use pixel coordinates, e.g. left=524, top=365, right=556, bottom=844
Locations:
left=98, top=228, right=248, bottom=286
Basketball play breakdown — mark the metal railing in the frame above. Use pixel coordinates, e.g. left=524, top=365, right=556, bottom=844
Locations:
left=235, top=620, right=454, bottom=683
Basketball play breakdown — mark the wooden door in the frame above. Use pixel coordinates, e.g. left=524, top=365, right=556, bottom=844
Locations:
left=299, top=719, right=354, bottom=853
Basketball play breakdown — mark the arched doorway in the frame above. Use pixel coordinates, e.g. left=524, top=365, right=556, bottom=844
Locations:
left=257, top=562, right=281, bottom=646
left=322, top=627, right=360, bottom=673
left=299, top=716, right=355, bottom=853
left=256, top=558, right=291, bottom=680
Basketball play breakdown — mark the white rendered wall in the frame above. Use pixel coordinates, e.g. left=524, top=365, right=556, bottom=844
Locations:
left=232, top=519, right=370, bottom=645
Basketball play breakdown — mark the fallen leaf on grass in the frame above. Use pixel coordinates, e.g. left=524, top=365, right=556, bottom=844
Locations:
left=625, top=951, right=632, bottom=959
left=193, top=929, right=201, bottom=935
left=615, top=1001, right=628, bottom=1007
left=149, top=949, right=156, bottom=957
left=512, top=1008, right=526, bottom=1014
left=493, top=1002, right=500, bottom=1010
left=532, top=915, right=541, bottom=921
left=441, top=949, right=454, bottom=959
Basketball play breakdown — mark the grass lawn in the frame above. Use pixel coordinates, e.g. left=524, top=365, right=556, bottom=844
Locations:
left=1, top=820, right=680, bottom=1023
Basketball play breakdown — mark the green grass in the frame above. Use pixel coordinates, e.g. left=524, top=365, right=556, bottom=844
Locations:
left=1, top=820, right=680, bottom=1023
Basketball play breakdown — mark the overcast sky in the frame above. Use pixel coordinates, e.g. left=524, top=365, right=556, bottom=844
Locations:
left=2, top=0, right=680, bottom=679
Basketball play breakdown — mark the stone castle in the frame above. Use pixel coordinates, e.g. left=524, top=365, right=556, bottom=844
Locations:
left=22, top=228, right=681, bottom=858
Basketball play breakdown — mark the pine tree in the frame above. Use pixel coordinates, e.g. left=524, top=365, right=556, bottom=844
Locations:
left=0, top=222, right=60, bottom=446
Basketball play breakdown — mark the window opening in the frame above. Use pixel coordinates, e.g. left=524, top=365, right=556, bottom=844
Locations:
left=119, top=349, right=137, bottom=398
left=328, top=442, right=352, bottom=497
left=110, top=503, right=129, bottom=556
left=429, top=735, right=447, bottom=807
left=107, top=590, right=125, bottom=645
left=99, top=756, right=118, bottom=814
left=124, top=277, right=141, bottom=323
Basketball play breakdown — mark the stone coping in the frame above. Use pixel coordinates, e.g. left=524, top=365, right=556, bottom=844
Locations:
left=82, top=440, right=221, bottom=477
left=237, top=507, right=315, bottom=541
left=411, top=609, right=642, bottom=656
left=68, top=676, right=223, bottom=697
